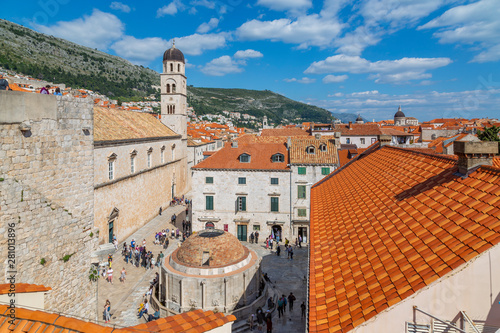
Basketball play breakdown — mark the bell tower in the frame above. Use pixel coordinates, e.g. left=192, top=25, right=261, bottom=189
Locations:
left=160, top=41, right=187, bottom=139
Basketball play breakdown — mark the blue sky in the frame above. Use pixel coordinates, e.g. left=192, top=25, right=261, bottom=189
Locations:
left=2, top=0, right=500, bottom=121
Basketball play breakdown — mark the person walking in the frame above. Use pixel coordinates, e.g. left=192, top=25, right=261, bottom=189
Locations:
left=301, top=301, right=306, bottom=318
left=290, top=246, right=294, bottom=260
left=298, top=235, right=302, bottom=248
left=249, top=313, right=255, bottom=331
left=266, top=317, right=273, bottom=333
left=277, top=297, right=284, bottom=318
left=276, top=244, right=280, bottom=256
left=104, top=300, right=111, bottom=323
left=256, top=307, right=264, bottom=333
left=107, top=267, right=113, bottom=284
left=255, top=231, right=259, bottom=244
left=120, top=267, right=126, bottom=283
left=250, top=232, right=254, bottom=244
left=288, top=292, right=296, bottom=311
left=282, top=294, right=287, bottom=313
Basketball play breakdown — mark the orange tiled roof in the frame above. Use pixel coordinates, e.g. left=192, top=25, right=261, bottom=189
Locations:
left=289, top=137, right=338, bottom=165
left=261, top=128, right=309, bottom=137
left=309, top=146, right=500, bottom=333
left=0, top=305, right=235, bottom=333
left=94, top=107, right=178, bottom=142
left=494, top=157, right=500, bottom=168
left=333, top=123, right=383, bottom=136
left=193, top=142, right=289, bottom=170
left=0, top=283, right=51, bottom=295
left=237, top=134, right=287, bottom=144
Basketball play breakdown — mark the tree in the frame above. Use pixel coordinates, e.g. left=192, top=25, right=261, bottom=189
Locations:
left=477, top=125, right=500, bottom=141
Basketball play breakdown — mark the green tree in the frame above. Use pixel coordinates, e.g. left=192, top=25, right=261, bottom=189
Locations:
left=478, top=125, right=500, bottom=141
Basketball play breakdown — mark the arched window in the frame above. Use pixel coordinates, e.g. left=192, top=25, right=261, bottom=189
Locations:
left=272, top=153, right=284, bottom=162
left=166, top=84, right=170, bottom=93
left=170, top=63, right=173, bottom=72
left=319, top=144, right=327, bottom=152
left=178, top=64, right=181, bottom=72
left=306, top=146, right=315, bottom=154
left=172, top=84, right=176, bottom=93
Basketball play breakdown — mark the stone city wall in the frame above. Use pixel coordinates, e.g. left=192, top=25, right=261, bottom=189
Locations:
left=0, top=91, right=97, bottom=319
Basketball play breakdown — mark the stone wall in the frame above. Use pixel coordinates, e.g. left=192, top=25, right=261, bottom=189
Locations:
left=0, top=91, right=97, bottom=319
left=421, top=128, right=461, bottom=141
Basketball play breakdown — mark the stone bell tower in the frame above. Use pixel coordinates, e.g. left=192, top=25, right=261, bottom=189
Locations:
left=160, top=41, right=187, bottom=139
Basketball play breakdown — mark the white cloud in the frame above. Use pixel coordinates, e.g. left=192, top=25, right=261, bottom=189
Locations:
left=174, top=33, right=227, bottom=55
left=234, top=49, right=263, bottom=59
left=33, top=9, right=124, bottom=50
left=328, top=92, right=344, bottom=97
left=111, top=36, right=169, bottom=65
left=236, top=14, right=344, bottom=49
left=157, top=1, right=185, bottom=17
left=201, top=56, right=243, bottom=76
left=322, top=74, right=348, bottom=83
left=110, top=2, right=131, bottom=13
left=419, top=0, right=500, bottom=63
left=196, top=18, right=219, bottom=33
left=305, top=54, right=452, bottom=84
left=191, top=0, right=215, bottom=9
left=350, top=90, right=379, bottom=96
left=284, top=77, right=316, bottom=84
left=256, top=0, right=312, bottom=12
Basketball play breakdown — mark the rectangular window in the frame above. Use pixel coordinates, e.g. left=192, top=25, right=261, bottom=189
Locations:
left=147, top=153, right=151, bottom=168
left=131, top=157, right=135, bottom=173
left=298, top=167, right=306, bottom=175
left=360, top=138, right=365, bottom=145
left=298, top=209, right=307, bottom=217
left=108, top=161, right=114, bottom=180
left=271, top=178, right=279, bottom=185
left=321, top=167, right=330, bottom=175
left=346, top=138, right=351, bottom=144
left=238, top=177, right=246, bottom=185
left=298, top=185, right=306, bottom=199
left=206, top=177, right=214, bottom=184
left=253, top=225, right=260, bottom=231
left=271, top=197, right=279, bottom=212
left=206, top=196, right=214, bottom=210
left=237, top=196, right=246, bottom=211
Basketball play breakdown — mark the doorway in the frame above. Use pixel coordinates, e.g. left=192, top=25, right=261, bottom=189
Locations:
left=171, top=184, right=175, bottom=199
left=272, top=225, right=282, bottom=242
left=237, top=225, right=247, bottom=242
left=298, top=227, right=308, bottom=243
left=108, top=220, right=114, bottom=243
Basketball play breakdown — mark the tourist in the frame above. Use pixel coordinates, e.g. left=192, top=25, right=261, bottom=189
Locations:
left=290, top=246, right=294, bottom=260
left=113, top=238, right=118, bottom=250
left=288, top=292, right=296, bottom=311
left=255, top=231, right=259, bottom=244
left=277, top=297, right=284, bottom=318
left=301, top=302, right=306, bottom=318
left=53, top=87, right=62, bottom=96
left=285, top=238, right=289, bottom=247
left=276, top=244, right=280, bottom=256
left=131, top=238, right=136, bottom=249
left=159, top=206, right=162, bottom=215
left=104, top=300, right=111, bottom=323
left=282, top=294, right=287, bottom=313
left=249, top=313, right=255, bottom=331
left=256, top=307, right=264, bottom=332
left=265, top=237, right=269, bottom=249
left=108, top=254, right=113, bottom=268
left=266, top=317, right=272, bottom=333
left=120, top=267, right=126, bottom=283
left=0, top=74, right=10, bottom=90
left=107, top=267, right=113, bottom=284
left=298, top=235, right=302, bottom=248
left=148, top=309, right=160, bottom=322
left=138, top=299, right=149, bottom=318
left=142, top=238, right=147, bottom=247
left=250, top=232, right=254, bottom=244
left=40, top=85, right=50, bottom=94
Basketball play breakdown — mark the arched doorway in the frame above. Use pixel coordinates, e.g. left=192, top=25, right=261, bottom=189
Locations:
left=271, top=225, right=282, bottom=242
left=205, top=222, right=215, bottom=230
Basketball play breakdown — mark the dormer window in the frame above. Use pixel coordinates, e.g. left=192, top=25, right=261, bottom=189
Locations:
left=272, top=153, right=284, bottom=163
left=240, top=154, right=251, bottom=163
left=306, top=146, right=316, bottom=154
left=319, top=144, right=327, bottom=152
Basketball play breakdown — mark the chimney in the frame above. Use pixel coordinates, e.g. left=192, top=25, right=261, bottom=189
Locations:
left=348, top=121, right=352, bottom=129
left=231, top=140, right=238, bottom=148
left=287, top=137, right=292, bottom=149
left=454, top=141, right=498, bottom=176
left=378, top=135, right=392, bottom=147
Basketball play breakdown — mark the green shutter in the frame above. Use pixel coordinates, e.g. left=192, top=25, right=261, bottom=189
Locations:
left=241, top=197, right=246, bottom=211
left=206, top=177, right=213, bottom=183
left=271, top=197, right=279, bottom=212
left=298, top=209, right=307, bottom=217
left=298, top=167, right=306, bottom=175
left=206, top=196, right=213, bottom=210
left=321, top=167, right=330, bottom=175
left=298, top=185, right=306, bottom=199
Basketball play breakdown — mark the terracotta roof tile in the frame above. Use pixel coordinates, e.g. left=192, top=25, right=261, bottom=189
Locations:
left=192, top=142, right=289, bottom=170
left=0, top=283, right=51, bottom=295
left=261, top=128, right=309, bottom=136
left=309, top=146, right=500, bottom=333
left=94, top=107, right=178, bottom=142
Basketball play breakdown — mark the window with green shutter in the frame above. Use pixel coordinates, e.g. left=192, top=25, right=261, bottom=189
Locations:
left=298, top=185, right=306, bottom=199
left=298, top=209, right=307, bottom=217
left=298, top=167, right=306, bottom=175
left=271, top=178, right=279, bottom=185
left=206, top=176, right=214, bottom=184
left=238, top=177, right=246, bottom=185
left=206, top=196, right=214, bottom=210
left=271, top=197, right=279, bottom=212
left=237, top=196, right=246, bottom=211
left=321, top=167, right=330, bottom=175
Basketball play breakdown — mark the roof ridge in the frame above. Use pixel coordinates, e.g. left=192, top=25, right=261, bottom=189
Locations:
left=383, top=145, right=458, bottom=163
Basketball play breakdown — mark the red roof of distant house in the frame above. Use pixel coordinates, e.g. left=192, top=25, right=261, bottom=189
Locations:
left=309, top=146, right=500, bottom=333
left=261, top=128, right=309, bottom=137
left=0, top=283, right=51, bottom=295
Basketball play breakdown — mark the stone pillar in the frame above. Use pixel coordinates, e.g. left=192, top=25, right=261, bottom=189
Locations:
left=179, top=279, right=183, bottom=312
left=224, top=278, right=228, bottom=312
left=201, top=280, right=206, bottom=309
left=243, top=272, right=247, bottom=305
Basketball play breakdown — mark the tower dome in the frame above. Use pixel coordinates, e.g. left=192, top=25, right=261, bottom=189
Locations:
left=163, top=42, right=185, bottom=63
left=394, top=105, right=405, bottom=118
left=175, top=229, right=247, bottom=267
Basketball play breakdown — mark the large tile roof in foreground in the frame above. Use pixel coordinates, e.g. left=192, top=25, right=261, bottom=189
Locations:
left=94, top=107, right=178, bottom=142
left=0, top=305, right=235, bottom=333
left=309, top=146, right=500, bottom=332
